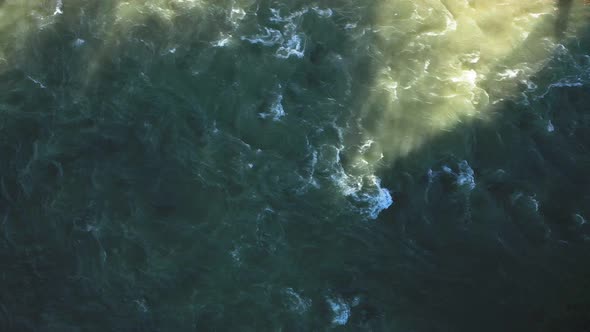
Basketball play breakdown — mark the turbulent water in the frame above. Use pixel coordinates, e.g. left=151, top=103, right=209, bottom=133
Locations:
left=1, top=0, right=590, bottom=331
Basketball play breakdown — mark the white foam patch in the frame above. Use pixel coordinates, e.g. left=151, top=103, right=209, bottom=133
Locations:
left=511, top=192, right=540, bottom=212
left=326, top=296, right=350, bottom=326
left=461, top=52, right=480, bottom=64
left=27, top=76, right=46, bottom=89
left=351, top=176, right=393, bottom=220
left=421, top=7, right=457, bottom=37
left=547, top=120, right=554, bottom=132
left=283, top=288, right=312, bottom=314
left=230, top=7, right=246, bottom=25
left=537, top=78, right=585, bottom=99
left=296, top=145, right=320, bottom=194
left=276, top=33, right=305, bottom=59
left=241, top=6, right=333, bottom=59
left=134, top=299, right=149, bottom=313
left=331, top=169, right=361, bottom=196
left=456, top=160, right=476, bottom=191
left=530, top=196, right=540, bottom=212
left=323, top=143, right=393, bottom=220
left=430, top=160, right=476, bottom=192
left=241, top=27, right=283, bottom=46
left=259, top=93, right=286, bottom=121
left=451, top=70, right=478, bottom=88
left=536, top=54, right=590, bottom=100
left=309, top=150, right=318, bottom=178
left=73, top=38, right=86, bottom=47
left=497, top=69, right=522, bottom=80
left=359, top=140, right=374, bottom=154
left=53, top=0, right=63, bottom=16
left=230, top=246, right=241, bottom=265
left=524, top=80, right=538, bottom=91
left=510, top=191, right=523, bottom=205
left=171, top=0, right=201, bottom=9
left=212, top=35, right=232, bottom=47
left=574, top=214, right=587, bottom=226
left=312, top=7, right=333, bottom=18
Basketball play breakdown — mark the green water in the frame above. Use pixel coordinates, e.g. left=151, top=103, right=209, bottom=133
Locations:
left=1, top=0, right=590, bottom=331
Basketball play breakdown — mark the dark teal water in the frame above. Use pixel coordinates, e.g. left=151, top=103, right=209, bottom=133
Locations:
left=1, top=0, right=590, bottom=331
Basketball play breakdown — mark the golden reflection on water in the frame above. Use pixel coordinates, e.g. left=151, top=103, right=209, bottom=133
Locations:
left=355, top=0, right=588, bottom=168
left=0, top=0, right=587, bottom=170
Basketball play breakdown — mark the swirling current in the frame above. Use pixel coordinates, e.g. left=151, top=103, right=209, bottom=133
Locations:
left=1, top=0, right=590, bottom=331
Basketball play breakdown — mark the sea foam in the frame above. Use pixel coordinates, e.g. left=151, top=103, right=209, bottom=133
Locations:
left=53, top=0, right=63, bottom=15
left=324, top=144, right=393, bottom=220
left=283, top=288, right=312, bottom=314
left=241, top=6, right=333, bottom=59
left=259, top=92, right=286, bottom=121
left=326, top=296, right=350, bottom=326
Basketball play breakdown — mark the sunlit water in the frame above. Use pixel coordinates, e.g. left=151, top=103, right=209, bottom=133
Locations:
left=1, top=0, right=590, bottom=331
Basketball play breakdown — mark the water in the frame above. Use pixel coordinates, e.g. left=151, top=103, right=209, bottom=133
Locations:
left=1, top=0, right=590, bottom=331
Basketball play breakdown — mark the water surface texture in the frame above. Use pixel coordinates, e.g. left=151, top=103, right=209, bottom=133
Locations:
left=1, top=0, right=590, bottom=331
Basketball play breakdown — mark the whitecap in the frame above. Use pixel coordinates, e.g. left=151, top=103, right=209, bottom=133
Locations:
left=242, top=7, right=332, bottom=60
left=523, top=80, right=538, bottom=91
left=529, top=196, right=540, bottom=212
left=574, top=214, right=586, bottom=226
left=537, top=78, right=584, bottom=99
left=330, top=167, right=392, bottom=219
left=456, top=160, right=476, bottom=191
left=259, top=93, right=286, bottom=121
left=53, top=0, right=63, bottom=16
left=296, top=148, right=320, bottom=194
left=241, top=27, right=283, bottom=46
left=283, top=288, right=312, bottom=314
left=355, top=176, right=393, bottom=220
left=312, top=7, right=333, bottom=18
left=230, top=246, right=241, bottom=265
left=359, top=140, right=374, bottom=154
left=434, top=161, right=476, bottom=191
left=212, top=36, right=232, bottom=47
left=461, top=52, right=480, bottom=64
left=331, top=171, right=361, bottom=197
left=320, top=138, right=392, bottom=219
left=326, top=296, right=350, bottom=326
left=134, top=299, right=149, bottom=313
left=497, top=69, right=521, bottom=80
left=276, top=33, right=305, bottom=59
left=511, top=192, right=540, bottom=212
left=421, top=8, right=457, bottom=37
left=230, top=7, right=246, bottom=23
left=269, top=8, right=285, bottom=22
left=450, top=70, right=478, bottom=88
left=72, top=38, right=85, bottom=47
left=510, top=192, right=523, bottom=205
left=27, top=76, right=46, bottom=89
